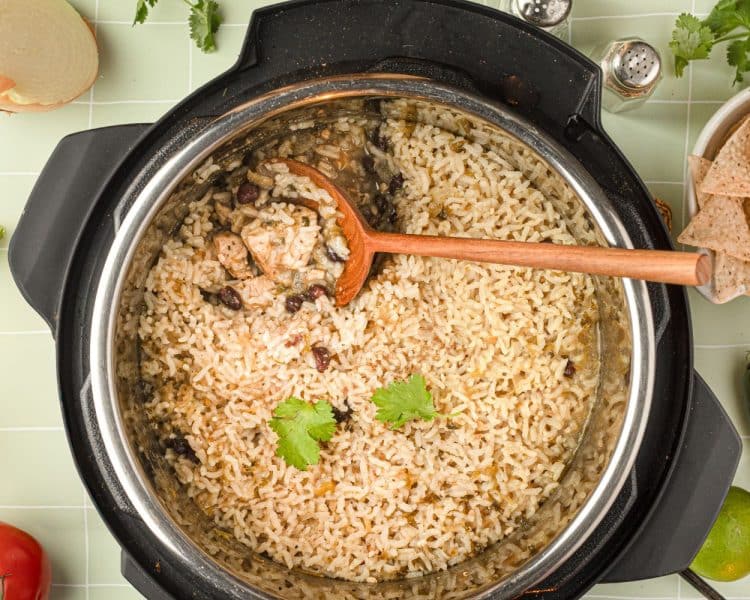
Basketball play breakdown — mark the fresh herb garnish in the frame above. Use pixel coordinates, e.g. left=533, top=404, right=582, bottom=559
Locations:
left=269, top=397, right=337, bottom=470
left=671, top=2, right=750, bottom=83
left=133, top=0, right=223, bottom=53
left=0, top=226, right=5, bottom=241
left=371, top=374, right=456, bottom=429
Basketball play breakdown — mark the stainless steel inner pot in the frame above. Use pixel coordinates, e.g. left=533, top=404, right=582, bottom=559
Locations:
left=90, top=75, right=654, bottom=599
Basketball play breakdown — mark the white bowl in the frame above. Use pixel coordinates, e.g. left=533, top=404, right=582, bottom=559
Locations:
left=687, top=87, right=750, bottom=301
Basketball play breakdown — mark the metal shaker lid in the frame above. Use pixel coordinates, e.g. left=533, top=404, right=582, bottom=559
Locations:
left=610, top=40, right=661, bottom=90
left=513, top=0, right=572, bottom=28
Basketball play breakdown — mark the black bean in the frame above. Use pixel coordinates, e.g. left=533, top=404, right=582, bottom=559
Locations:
left=312, top=345, right=331, bottom=372
left=326, top=245, right=346, bottom=263
left=242, top=151, right=254, bottom=167
left=362, top=154, right=375, bottom=174
left=364, top=98, right=381, bottom=114
left=285, top=294, right=304, bottom=314
left=167, top=437, right=198, bottom=463
left=388, top=173, right=404, bottom=195
left=374, top=193, right=390, bottom=213
left=332, top=400, right=352, bottom=424
left=218, top=286, right=243, bottom=310
left=199, top=289, right=216, bottom=303
left=563, top=359, right=576, bottom=378
left=375, top=194, right=398, bottom=225
left=305, top=284, right=329, bottom=301
left=371, top=130, right=388, bottom=152
left=236, top=182, right=260, bottom=205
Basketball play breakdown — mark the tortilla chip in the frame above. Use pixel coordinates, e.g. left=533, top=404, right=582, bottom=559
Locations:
left=701, top=117, right=750, bottom=197
left=712, top=251, right=750, bottom=303
left=677, top=195, right=750, bottom=261
left=688, top=155, right=713, bottom=209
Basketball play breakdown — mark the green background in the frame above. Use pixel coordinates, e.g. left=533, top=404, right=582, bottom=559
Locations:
left=1, top=0, right=748, bottom=598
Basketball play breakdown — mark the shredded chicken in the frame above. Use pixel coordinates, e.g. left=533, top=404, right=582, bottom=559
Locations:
left=241, top=205, right=319, bottom=281
left=213, top=231, right=254, bottom=279
left=233, top=276, right=276, bottom=307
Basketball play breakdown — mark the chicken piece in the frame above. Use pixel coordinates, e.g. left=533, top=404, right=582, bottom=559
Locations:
left=301, top=268, right=328, bottom=288
left=214, top=200, right=233, bottom=227
left=240, top=205, right=319, bottom=281
left=233, top=276, right=276, bottom=307
left=213, top=231, right=255, bottom=279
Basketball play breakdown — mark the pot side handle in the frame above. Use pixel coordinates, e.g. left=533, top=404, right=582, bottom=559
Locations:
left=602, top=372, right=741, bottom=583
left=8, top=124, right=150, bottom=336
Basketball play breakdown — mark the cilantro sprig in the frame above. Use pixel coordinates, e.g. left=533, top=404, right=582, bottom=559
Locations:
left=134, top=0, right=222, bottom=53
left=269, top=397, right=337, bottom=470
left=671, top=1, right=750, bottom=83
left=371, top=374, right=457, bottom=430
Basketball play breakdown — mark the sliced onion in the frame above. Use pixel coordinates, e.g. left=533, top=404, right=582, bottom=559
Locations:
left=0, top=0, right=99, bottom=112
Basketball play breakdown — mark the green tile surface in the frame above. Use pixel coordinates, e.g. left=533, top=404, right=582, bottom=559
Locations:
left=0, top=1, right=748, bottom=598
left=0, top=431, right=82, bottom=506
left=93, top=23, right=189, bottom=102
left=0, top=252, right=49, bottom=332
left=602, top=103, right=689, bottom=182
left=0, top=508, right=86, bottom=586
left=0, top=333, right=59, bottom=427
left=0, top=174, right=35, bottom=249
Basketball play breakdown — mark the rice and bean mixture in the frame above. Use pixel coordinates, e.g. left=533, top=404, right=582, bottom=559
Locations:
left=138, top=103, right=600, bottom=582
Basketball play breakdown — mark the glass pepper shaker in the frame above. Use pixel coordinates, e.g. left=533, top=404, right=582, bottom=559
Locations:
left=498, top=0, right=572, bottom=41
left=589, top=37, right=662, bottom=113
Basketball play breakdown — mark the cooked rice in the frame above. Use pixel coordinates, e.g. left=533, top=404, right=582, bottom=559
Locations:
left=138, top=110, right=600, bottom=583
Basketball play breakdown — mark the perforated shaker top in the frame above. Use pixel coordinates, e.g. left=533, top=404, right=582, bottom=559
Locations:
left=514, top=0, right=571, bottom=27
left=610, top=40, right=661, bottom=90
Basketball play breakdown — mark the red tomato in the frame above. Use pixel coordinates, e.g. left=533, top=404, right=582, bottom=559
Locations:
left=0, top=523, right=51, bottom=600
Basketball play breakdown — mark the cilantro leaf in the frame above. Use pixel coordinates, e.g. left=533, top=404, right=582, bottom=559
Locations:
left=269, top=397, right=336, bottom=470
left=133, top=0, right=159, bottom=25
left=727, top=38, right=750, bottom=81
left=188, top=0, right=222, bottom=53
left=670, top=13, right=716, bottom=76
left=371, top=374, right=454, bottom=430
left=705, top=0, right=750, bottom=34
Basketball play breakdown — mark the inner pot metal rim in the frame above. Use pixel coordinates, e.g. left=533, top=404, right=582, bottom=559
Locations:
left=89, top=74, right=655, bottom=599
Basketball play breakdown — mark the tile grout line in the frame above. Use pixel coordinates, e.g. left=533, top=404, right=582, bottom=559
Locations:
left=0, top=505, right=86, bottom=509
left=572, top=11, right=707, bottom=21
left=85, top=9, right=98, bottom=599
left=695, top=343, right=750, bottom=349
left=680, top=52, right=695, bottom=244
left=87, top=0, right=100, bottom=134
left=83, top=491, right=90, bottom=600
left=95, top=20, right=250, bottom=26
left=0, top=330, right=51, bottom=335
left=678, top=0, right=694, bottom=591
left=53, top=583, right=131, bottom=588
left=0, top=427, right=63, bottom=432
left=188, top=29, right=194, bottom=94
left=73, top=100, right=180, bottom=106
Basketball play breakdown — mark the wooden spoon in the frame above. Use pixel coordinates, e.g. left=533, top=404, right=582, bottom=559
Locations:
left=266, top=158, right=711, bottom=306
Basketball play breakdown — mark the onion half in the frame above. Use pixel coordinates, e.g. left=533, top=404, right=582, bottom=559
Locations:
left=0, top=0, right=99, bottom=112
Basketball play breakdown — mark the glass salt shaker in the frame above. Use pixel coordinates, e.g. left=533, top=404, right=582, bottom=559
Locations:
left=589, top=37, right=662, bottom=113
left=499, top=0, right=572, bottom=41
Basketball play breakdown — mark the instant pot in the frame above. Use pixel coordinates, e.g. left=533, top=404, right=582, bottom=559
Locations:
left=9, top=1, right=741, bottom=598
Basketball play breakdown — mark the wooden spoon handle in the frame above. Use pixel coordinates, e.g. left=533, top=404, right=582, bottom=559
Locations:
left=369, top=232, right=711, bottom=286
